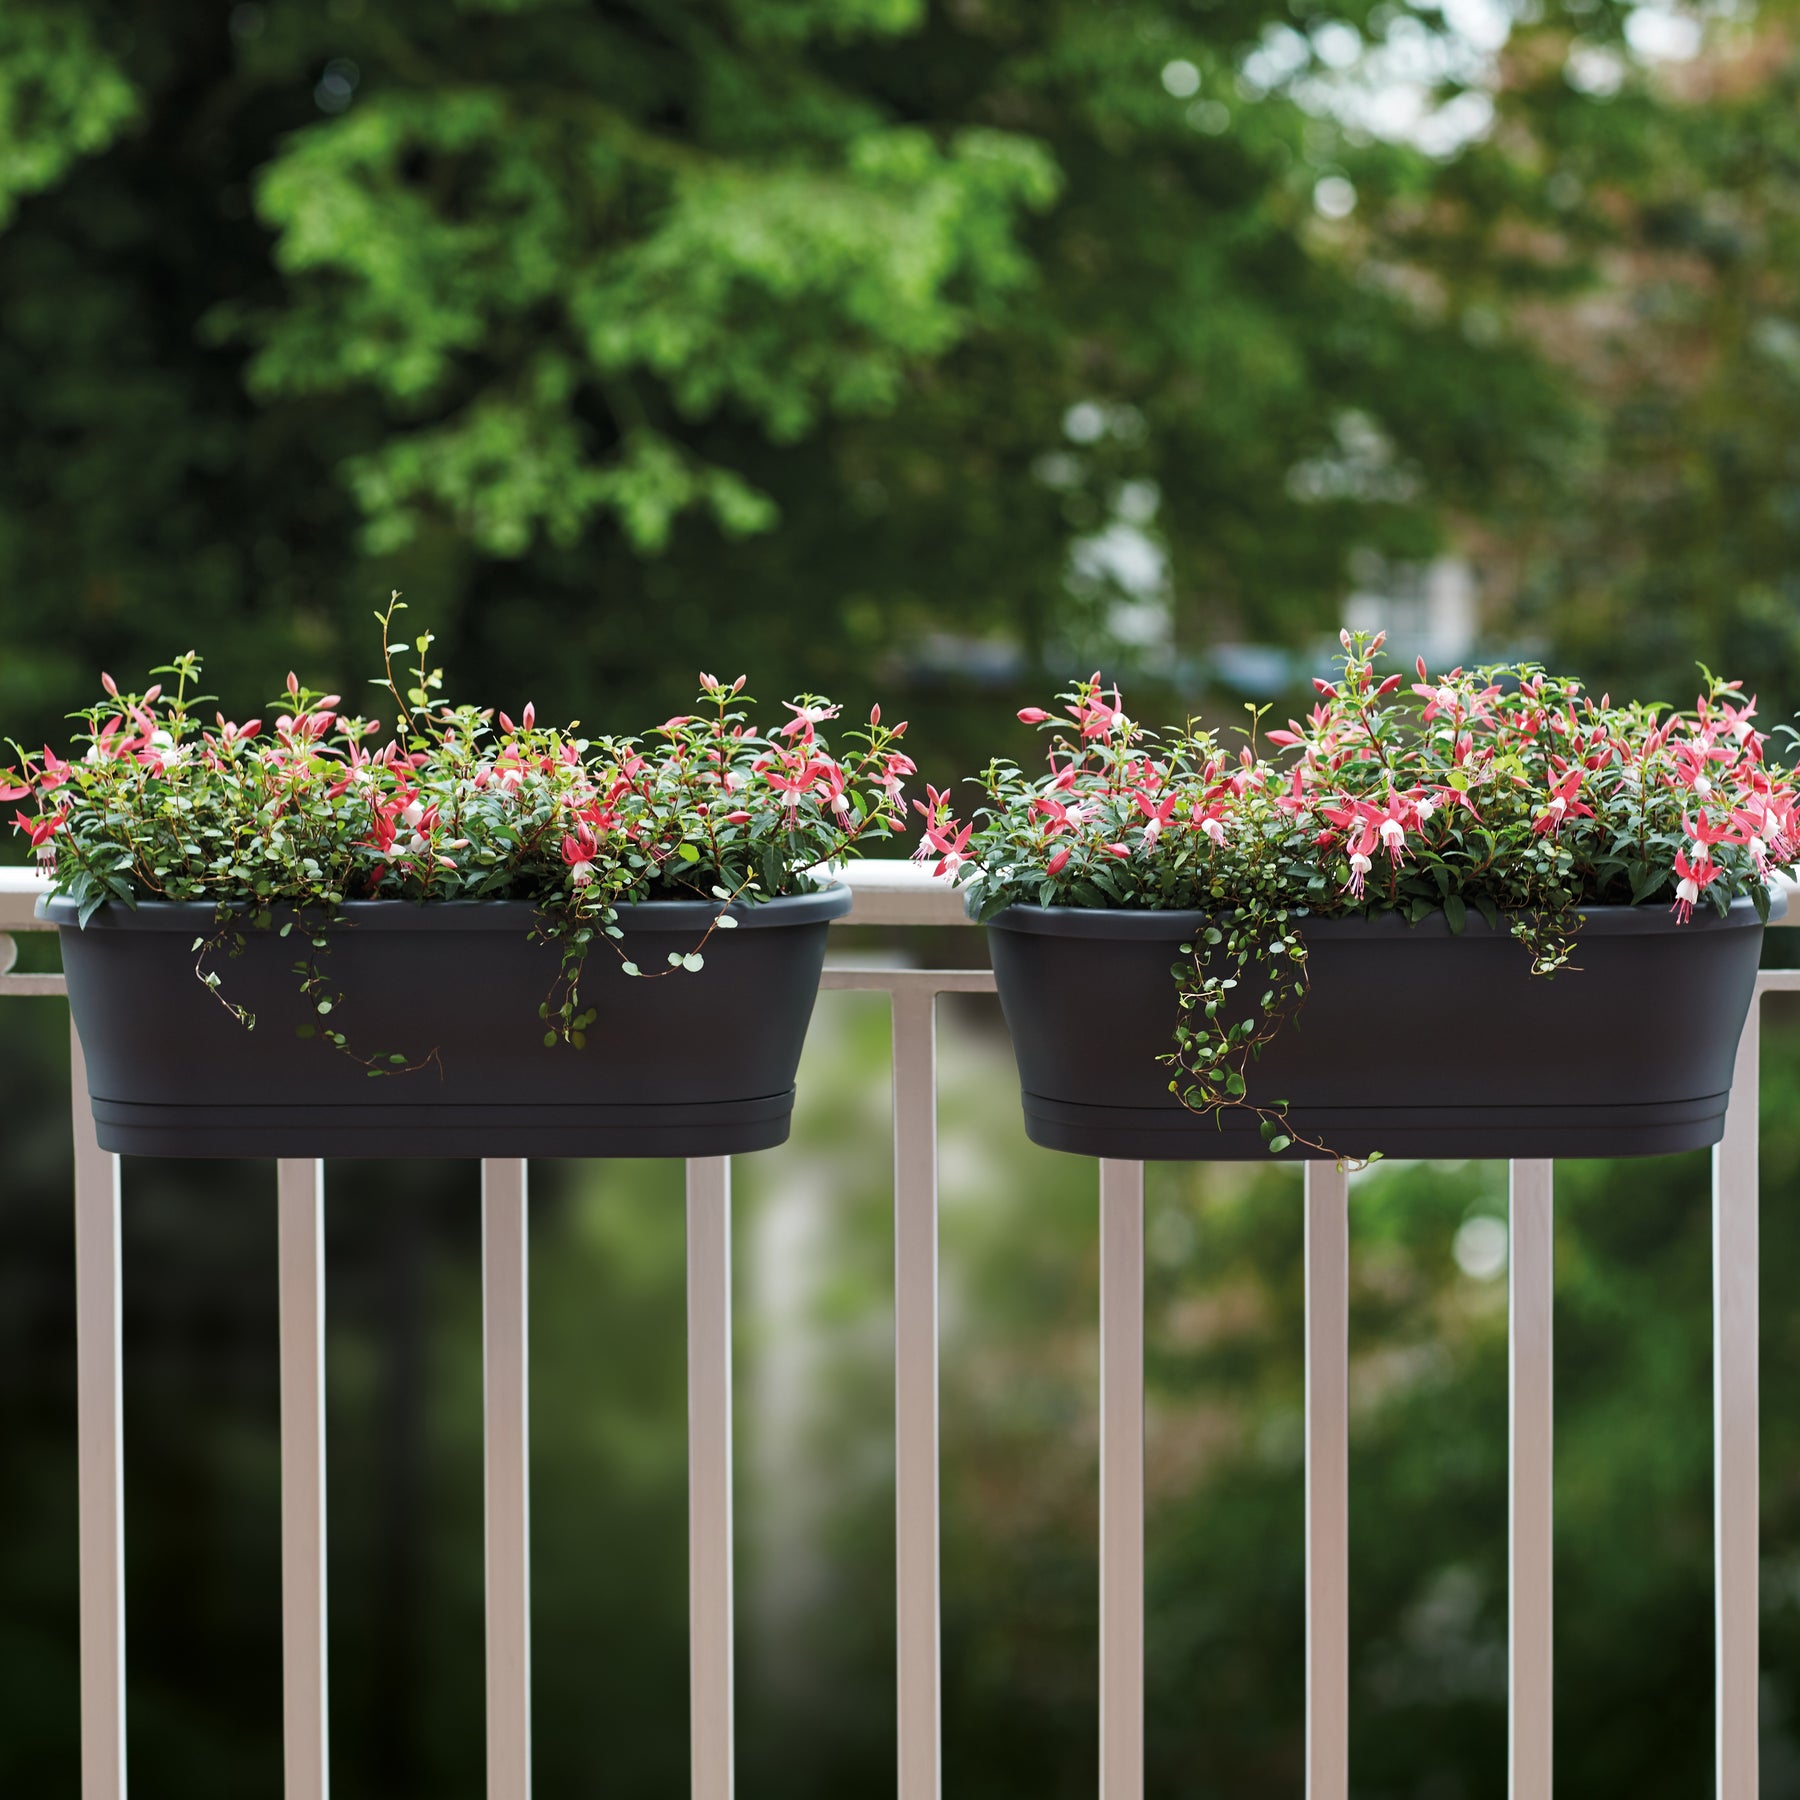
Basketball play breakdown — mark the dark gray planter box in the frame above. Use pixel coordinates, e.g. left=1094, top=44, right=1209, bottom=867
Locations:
left=984, top=895, right=1778, bottom=1161
left=44, top=887, right=851, bottom=1159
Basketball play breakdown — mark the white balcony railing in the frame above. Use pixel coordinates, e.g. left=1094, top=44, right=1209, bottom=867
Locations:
left=0, top=859, right=1791, bottom=1800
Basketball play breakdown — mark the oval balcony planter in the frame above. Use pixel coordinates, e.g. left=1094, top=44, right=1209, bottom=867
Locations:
left=43, top=886, right=852, bottom=1159
left=984, top=893, right=1780, bottom=1161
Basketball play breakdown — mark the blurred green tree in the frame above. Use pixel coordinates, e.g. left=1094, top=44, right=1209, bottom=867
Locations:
left=16, top=0, right=1794, bottom=756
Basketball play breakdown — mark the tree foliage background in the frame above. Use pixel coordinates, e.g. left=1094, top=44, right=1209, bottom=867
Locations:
left=5, top=0, right=1799, bottom=741
left=5, top=1, right=1800, bottom=1795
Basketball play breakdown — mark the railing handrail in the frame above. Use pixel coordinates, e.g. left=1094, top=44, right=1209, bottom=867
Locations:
left=0, top=859, right=972, bottom=932
left=5, top=858, right=1796, bottom=933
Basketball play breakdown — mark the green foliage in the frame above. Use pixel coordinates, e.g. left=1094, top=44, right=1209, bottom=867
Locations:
left=0, top=6, right=135, bottom=228
left=20, top=0, right=1791, bottom=764
left=223, top=58, right=1059, bottom=555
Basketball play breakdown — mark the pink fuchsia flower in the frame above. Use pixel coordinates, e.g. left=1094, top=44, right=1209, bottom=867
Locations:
left=1046, top=846, right=1071, bottom=876
left=1730, top=793, right=1795, bottom=872
left=35, top=747, right=74, bottom=793
left=1067, top=678, right=1126, bottom=739
left=875, top=750, right=916, bottom=803
left=561, top=825, right=601, bottom=886
left=1188, top=797, right=1231, bottom=844
left=135, top=729, right=187, bottom=776
left=1017, top=707, right=1051, bottom=724
left=1695, top=691, right=1759, bottom=750
left=1671, top=847, right=1718, bottom=924
left=1135, top=789, right=1178, bottom=849
left=1320, top=800, right=1381, bottom=898
left=1685, top=809, right=1740, bottom=852
left=816, top=759, right=853, bottom=815
left=16, top=804, right=69, bottom=864
left=1670, top=740, right=1728, bottom=801
left=767, top=765, right=819, bottom=811
left=1531, top=770, right=1594, bottom=836
left=778, top=701, right=842, bottom=742
left=919, top=817, right=972, bottom=878
left=1367, top=790, right=1418, bottom=864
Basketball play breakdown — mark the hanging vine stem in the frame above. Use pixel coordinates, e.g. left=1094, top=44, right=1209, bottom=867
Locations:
left=1157, top=909, right=1376, bottom=1168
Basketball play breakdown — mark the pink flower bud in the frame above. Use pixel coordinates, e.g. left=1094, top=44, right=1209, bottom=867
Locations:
left=1018, top=707, right=1051, bottom=724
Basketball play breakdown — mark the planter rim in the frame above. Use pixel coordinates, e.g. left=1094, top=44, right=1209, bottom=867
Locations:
left=981, top=888, right=1780, bottom=941
left=38, top=882, right=853, bottom=934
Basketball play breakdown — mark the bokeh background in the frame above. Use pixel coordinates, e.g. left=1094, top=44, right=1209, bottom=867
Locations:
left=4, top=1, right=1800, bottom=1793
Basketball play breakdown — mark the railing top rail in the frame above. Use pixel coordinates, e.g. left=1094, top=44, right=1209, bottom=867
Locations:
left=4, top=860, right=1796, bottom=933
left=0, top=859, right=973, bottom=932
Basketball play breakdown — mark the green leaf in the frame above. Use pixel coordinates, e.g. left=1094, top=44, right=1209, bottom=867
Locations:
left=1443, top=894, right=1467, bottom=934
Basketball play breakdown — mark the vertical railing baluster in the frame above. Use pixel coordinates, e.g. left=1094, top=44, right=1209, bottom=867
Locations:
left=1305, top=1161, right=1349, bottom=1800
left=1508, top=1160, right=1554, bottom=1800
left=482, top=1159, right=531, bottom=1800
left=892, top=987, right=942, bottom=1800
left=1713, top=992, right=1761, bottom=1800
left=1098, top=1159, right=1145, bottom=1800
left=278, top=1159, right=330, bottom=1800
left=687, top=1156, right=735, bottom=1800
left=71, top=1022, right=126, bottom=1800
